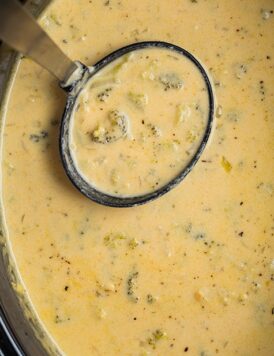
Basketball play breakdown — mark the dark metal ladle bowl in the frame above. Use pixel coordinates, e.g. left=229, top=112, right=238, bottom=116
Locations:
left=0, top=0, right=214, bottom=208
left=60, top=41, right=214, bottom=207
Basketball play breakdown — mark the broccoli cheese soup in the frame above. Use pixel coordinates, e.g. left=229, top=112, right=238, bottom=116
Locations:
left=1, top=0, right=274, bottom=355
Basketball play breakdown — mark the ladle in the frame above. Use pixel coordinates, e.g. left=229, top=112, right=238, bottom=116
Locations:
left=0, top=0, right=214, bottom=207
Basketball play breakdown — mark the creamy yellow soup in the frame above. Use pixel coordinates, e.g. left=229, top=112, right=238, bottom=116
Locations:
left=71, top=47, right=210, bottom=196
left=1, top=0, right=274, bottom=355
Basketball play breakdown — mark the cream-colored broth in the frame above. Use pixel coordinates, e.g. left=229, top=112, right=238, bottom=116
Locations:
left=71, top=47, right=209, bottom=196
left=2, top=0, right=274, bottom=355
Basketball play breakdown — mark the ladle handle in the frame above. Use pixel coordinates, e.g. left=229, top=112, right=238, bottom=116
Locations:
left=0, top=0, right=78, bottom=82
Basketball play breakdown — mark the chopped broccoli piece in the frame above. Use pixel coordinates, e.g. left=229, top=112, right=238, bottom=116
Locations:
left=96, top=87, right=113, bottom=102
left=90, top=110, right=130, bottom=144
left=126, top=271, right=139, bottom=302
left=103, top=232, right=126, bottom=248
left=221, top=156, right=232, bottom=172
left=159, top=73, right=184, bottom=90
left=128, top=92, right=148, bottom=109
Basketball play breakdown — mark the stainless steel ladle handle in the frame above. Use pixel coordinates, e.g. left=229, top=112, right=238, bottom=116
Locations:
left=0, top=0, right=78, bottom=82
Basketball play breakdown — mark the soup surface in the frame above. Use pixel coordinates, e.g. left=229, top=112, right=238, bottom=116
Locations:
left=71, top=46, right=210, bottom=196
left=2, top=0, right=274, bottom=355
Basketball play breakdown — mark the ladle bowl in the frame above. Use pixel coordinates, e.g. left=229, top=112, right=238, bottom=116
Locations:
left=60, top=41, right=215, bottom=207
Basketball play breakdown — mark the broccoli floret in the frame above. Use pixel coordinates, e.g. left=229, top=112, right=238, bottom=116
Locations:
left=90, top=110, right=130, bottom=144
left=159, top=72, right=184, bottom=91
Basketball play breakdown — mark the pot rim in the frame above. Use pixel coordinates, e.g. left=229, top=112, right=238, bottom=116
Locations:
left=0, top=1, right=61, bottom=355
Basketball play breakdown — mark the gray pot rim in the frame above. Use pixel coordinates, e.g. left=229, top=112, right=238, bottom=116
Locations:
left=0, top=1, right=60, bottom=355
